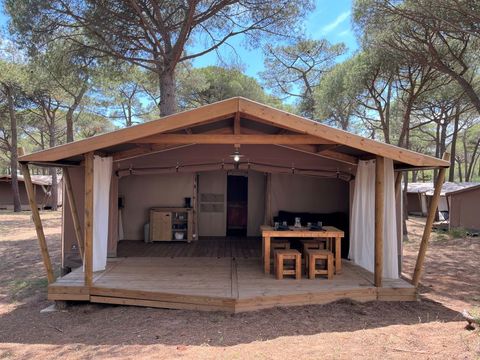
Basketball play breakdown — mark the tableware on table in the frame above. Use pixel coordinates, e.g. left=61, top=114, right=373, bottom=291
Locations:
left=294, top=217, right=302, bottom=228
left=274, top=222, right=280, bottom=230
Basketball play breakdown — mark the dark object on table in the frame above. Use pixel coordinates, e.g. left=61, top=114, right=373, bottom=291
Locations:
left=275, top=225, right=289, bottom=231
left=273, top=210, right=349, bottom=258
left=309, top=224, right=324, bottom=231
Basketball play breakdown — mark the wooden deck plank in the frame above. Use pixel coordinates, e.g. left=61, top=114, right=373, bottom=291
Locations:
left=48, top=254, right=416, bottom=312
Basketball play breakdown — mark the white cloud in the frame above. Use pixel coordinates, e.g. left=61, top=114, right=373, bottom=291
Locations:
left=338, top=29, right=352, bottom=37
left=319, top=11, right=351, bottom=35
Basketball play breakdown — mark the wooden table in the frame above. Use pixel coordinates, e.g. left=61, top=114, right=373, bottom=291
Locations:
left=261, top=225, right=345, bottom=275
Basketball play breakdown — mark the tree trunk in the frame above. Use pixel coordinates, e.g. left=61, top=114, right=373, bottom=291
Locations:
left=48, top=124, right=58, bottom=211
left=466, top=137, right=480, bottom=181
left=159, top=69, right=177, bottom=116
left=437, top=62, right=480, bottom=117
left=412, top=170, right=418, bottom=182
left=448, top=105, right=460, bottom=182
left=65, top=84, right=88, bottom=142
left=457, top=158, right=463, bottom=182
left=4, top=84, right=21, bottom=212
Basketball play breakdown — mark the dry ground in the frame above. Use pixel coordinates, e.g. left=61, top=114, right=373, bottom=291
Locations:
left=0, top=210, right=479, bottom=359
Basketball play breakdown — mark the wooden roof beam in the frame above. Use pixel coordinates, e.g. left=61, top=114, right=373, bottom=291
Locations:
left=134, top=134, right=334, bottom=145
left=277, top=144, right=359, bottom=166
left=234, top=112, right=241, bottom=135
left=112, top=144, right=194, bottom=162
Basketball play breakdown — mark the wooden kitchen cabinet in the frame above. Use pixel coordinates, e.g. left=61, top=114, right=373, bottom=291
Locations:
left=149, top=207, right=193, bottom=242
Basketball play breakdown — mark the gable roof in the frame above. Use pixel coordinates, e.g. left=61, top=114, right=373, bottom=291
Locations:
left=407, top=182, right=480, bottom=196
left=19, top=97, right=449, bottom=168
left=0, top=174, right=60, bottom=186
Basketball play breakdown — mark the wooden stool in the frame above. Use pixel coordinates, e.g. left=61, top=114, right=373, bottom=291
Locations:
left=270, top=239, right=290, bottom=259
left=305, top=249, right=333, bottom=280
left=274, top=249, right=301, bottom=280
left=300, top=238, right=329, bottom=269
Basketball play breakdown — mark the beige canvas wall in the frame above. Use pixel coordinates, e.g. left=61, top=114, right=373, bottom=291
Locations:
left=449, top=187, right=480, bottom=230
left=198, top=171, right=227, bottom=237
left=62, top=166, right=85, bottom=269
left=271, top=174, right=349, bottom=216
left=119, top=173, right=195, bottom=240
left=247, top=171, right=266, bottom=236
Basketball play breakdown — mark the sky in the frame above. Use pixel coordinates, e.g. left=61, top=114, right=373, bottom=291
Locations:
left=0, top=0, right=357, bottom=80
left=190, top=0, right=358, bottom=77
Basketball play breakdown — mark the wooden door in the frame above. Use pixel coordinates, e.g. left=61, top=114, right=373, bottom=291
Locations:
left=227, top=175, right=248, bottom=236
left=150, top=211, right=172, bottom=241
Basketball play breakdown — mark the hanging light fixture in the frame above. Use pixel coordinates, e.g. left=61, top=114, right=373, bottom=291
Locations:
left=230, top=147, right=243, bottom=163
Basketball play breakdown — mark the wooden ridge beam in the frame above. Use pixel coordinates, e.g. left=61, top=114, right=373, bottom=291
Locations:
left=134, top=134, right=333, bottom=145
left=234, top=112, right=241, bottom=135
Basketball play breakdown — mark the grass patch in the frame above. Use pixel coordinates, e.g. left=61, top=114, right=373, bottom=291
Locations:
left=433, top=233, right=449, bottom=243
left=448, top=227, right=468, bottom=239
left=468, top=307, right=480, bottom=325
left=8, top=278, right=48, bottom=301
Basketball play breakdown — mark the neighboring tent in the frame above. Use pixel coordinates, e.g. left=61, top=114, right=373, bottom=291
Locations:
left=406, top=182, right=480, bottom=229
left=0, top=174, right=63, bottom=210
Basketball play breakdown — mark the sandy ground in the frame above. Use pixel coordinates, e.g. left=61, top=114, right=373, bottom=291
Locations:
left=0, top=210, right=479, bottom=359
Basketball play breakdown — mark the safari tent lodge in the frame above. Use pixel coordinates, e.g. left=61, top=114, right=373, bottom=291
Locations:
left=19, top=97, right=449, bottom=312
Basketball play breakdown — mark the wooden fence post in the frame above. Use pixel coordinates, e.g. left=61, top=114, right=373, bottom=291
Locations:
left=374, top=156, right=385, bottom=287
left=412, top=153, right=450, bottom=287
left=20, top=163, right=55, bottom=283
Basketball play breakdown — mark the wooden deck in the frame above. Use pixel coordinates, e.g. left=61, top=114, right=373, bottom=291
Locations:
left=116, top=237, right=262, bottom=258
left=49, top=250, right=417, bottom=312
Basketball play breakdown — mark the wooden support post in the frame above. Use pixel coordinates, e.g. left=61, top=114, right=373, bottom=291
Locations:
left=394, top=172, right=403, bottom=276
left=107, top=173, right=119, bottom=255
left=264, top=173, right=272, bottom=225
left=20, top=163, right=55, bottom=284
left=64, top=168, right=84, bottom=261
left=193, top=174, right=198, bottom=240
left=84, top=152, right=94, bottom=287
left=374, top=156, right=385, bottom=287
left=412, top=153, right=450, bottom=287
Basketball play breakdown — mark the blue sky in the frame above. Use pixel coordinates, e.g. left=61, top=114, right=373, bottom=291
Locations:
left=0, top=0, right=357, bottom=79
left=191, top=0, right=357, bottom=77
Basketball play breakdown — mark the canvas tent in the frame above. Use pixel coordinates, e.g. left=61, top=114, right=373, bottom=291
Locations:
left=407, top=182, right=480, bottom=230
left=19, top=97, right=449, bottom=312
left=0, top=174, right=62, bottom=210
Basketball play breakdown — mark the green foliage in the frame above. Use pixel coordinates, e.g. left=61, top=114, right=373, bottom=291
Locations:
left=8, top=278, right=48, bottom=301
left=177, top=66, right=285, bottom=110
left=6, top=0, right=314, bottom=115
left=261, top=38, right=346, bottom=118
left=314, top=57, right=364, bottom=130
left=448, top=227, right=468, bottom=239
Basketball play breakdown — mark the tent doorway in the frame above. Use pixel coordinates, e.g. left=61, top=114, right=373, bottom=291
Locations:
left=227, top=174, right=248, bottom=236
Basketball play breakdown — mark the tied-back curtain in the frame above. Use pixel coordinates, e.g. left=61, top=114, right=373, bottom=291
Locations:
left=93, top=155, right=113, bottom=272
left=349, top=159, right=399, bottom=279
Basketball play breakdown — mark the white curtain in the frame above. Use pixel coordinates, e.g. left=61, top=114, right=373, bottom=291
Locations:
left=349, top=159, right=398, bottom=279
left=93, top=155, right=113, bottom=272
